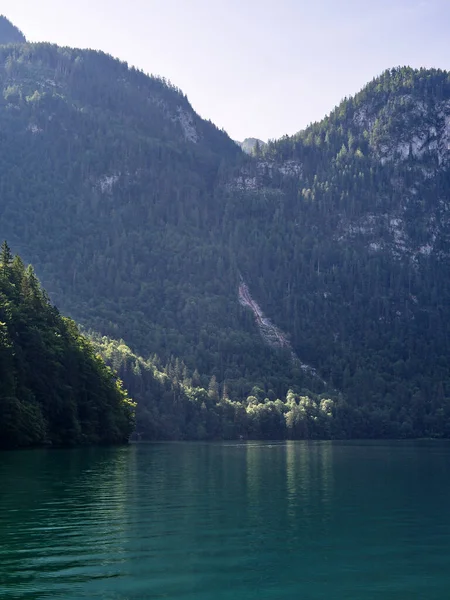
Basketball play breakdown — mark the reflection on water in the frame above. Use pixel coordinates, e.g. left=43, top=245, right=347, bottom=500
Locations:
left=1, top=441, right=450, bottom=599
left=285, top=441, right=333, bottom=528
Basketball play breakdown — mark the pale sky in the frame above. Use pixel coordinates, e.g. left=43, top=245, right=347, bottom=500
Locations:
left=2, top=0, right=449, bottom=141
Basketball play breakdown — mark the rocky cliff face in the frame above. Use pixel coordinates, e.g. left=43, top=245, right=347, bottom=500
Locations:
left=246, top=68, right=450, bottom=266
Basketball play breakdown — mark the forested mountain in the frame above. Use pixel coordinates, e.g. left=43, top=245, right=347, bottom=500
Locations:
left=0, top=16, right=26, bottom=45
left=0, top=35, right=297, bottom=401
left=0, top=243, right=135, bottom=449
left=1, top=18, right=450, bottom=439
left=235, top=67, right=450, bottom=437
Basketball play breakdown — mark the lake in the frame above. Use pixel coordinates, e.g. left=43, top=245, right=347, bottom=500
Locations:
left=1, top=441, right=450, bottom=599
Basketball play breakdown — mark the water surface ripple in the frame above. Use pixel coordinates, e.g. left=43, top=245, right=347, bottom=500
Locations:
left=1, top=441, right=450, bottom=599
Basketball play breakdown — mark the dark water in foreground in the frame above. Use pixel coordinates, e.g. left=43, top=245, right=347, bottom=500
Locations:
left=1, top=441, right=450, bottom=599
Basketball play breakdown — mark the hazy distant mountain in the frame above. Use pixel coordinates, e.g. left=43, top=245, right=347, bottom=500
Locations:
left=0, top=16, right=26, bottom=45
left=239, top=137, right=266, bottom=154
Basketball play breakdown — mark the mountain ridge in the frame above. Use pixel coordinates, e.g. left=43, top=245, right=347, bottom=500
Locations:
left=1, top=20, right=450, bottom=438
left=0, top=16, right=26, bottom=45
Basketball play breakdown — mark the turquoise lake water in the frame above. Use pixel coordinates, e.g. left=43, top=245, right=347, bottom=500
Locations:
left=1, top=441, right=450, bottom=599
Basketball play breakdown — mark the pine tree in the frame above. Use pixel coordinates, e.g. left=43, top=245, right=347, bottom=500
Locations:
left=0, top=241, right=12, bottom=279
left=208, top=375, right=219, bottom=401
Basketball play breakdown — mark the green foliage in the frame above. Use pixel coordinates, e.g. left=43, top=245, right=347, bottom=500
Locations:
left=0, top=244, right=135, bottom=449
left=241, top=67, right=450, bottom=438
left=0, top=45, right=450, bottom=441
left=92, top=334, right=345, bottom=441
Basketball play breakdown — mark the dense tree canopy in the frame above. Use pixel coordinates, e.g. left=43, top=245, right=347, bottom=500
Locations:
left=92, top=334, right=352, bottom=441
left=0, top=31, right=450, bottom=441
left=0, top=243, right=135, bottom=449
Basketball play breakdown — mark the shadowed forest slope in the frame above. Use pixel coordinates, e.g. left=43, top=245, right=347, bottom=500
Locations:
left=1, top=20, right=450, bottom=438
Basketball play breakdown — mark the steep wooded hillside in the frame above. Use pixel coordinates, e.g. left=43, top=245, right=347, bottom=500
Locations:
left=0, top=41, right=274, bottom=386
left=1, top=20, right=450, bottom=439
left=226, top=67, right=450, bottom=436
left=0, top=243, right=135, bottom=449
left=0, top=16, right=26, bottom=45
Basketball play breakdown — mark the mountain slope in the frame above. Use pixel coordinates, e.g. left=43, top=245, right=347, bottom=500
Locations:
left=1, top=20, right=450, bottom=438
left=0, top=243, right=135, bottom=449
left=224, top=67, right=450, bottom=435
left=0, top=16, right=26, bottom=45
left=0, top=38, right=302, bottom=397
